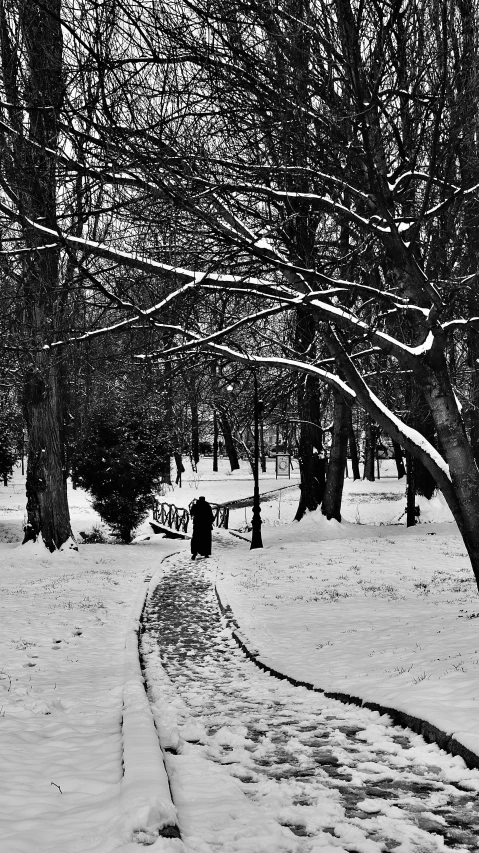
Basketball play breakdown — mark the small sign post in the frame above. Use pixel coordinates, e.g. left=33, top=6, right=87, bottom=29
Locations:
left=275, top=454, right=291, bottom=479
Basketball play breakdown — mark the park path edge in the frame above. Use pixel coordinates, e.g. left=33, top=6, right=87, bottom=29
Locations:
left=214, top=584, right=479, bottom=773
left=119, top=569, right=181, bottom=844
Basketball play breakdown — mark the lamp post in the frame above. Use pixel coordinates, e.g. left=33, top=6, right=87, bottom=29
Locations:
left=251, top=370, right=263, bottom=549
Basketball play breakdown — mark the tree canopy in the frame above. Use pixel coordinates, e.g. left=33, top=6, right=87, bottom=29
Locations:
left=3, top=1, right=479, bottom=588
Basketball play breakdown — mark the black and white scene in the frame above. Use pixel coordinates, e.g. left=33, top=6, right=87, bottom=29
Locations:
left=1, top=1, right=479, bottom=851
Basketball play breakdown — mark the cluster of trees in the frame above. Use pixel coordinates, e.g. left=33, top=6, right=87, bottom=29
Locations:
left=2, top=1, right=479, bottom=588
left=0, top=394, right=22, bottom=486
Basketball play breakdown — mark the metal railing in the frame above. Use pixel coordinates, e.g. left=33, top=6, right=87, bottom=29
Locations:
left=152, top=500, right=229, bottom=532
left=152, top=501, right=190, bottom=533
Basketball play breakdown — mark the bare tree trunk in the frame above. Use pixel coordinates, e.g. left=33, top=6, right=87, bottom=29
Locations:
left=419, top=358, right=479, bottom=585
left=406, top=452, right=417, bottom=527
left=363, top=416, right=376, bottom=482
left=160, top=360, right=173, bottom=485
left=22, top=356, right=72, bottom=549
left=191, top=398, right=200, bottom=465
left=393, top=442, right=406, bottom=478
left=4, top=0, right=74, bottom=550
left=411, top=408, right=436, bottom=498
left=347, top=406, right=360, bottom=480
left=295, top=439, right=317, bottom=520
left=322, top=389, right=349, bottom=521
left=218, top=408, right=240, bottom=471
left=294, top=313, right=323, bottom=521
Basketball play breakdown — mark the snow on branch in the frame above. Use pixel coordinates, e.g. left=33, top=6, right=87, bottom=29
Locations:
left=201, top=344, right=358, bottom=403
left=442, top=317, right=479, bottom=333
left=0, top=243, right=59, bottom=256
left=369, top=390, right=450, bottom=481
left=42, top=281, right=202, bottom=350
left=325, top=332, right=454, bottom=495
left=307, top=296, right=429, bottom=363
left=145, top=303, right=297, bottom=359
left=0, top=198, right=276, bottom=289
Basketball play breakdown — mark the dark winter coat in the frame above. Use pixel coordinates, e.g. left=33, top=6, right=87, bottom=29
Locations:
left=190, top=497, right=214, bottom=557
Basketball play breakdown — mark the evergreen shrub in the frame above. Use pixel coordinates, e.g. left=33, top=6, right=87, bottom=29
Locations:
left=74, top=397, right=166, bottom=542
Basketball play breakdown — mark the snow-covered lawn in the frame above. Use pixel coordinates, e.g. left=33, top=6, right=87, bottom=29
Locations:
left=216, top=518, right=479, bottom=760
left=0, top=457, right=478, bottom=851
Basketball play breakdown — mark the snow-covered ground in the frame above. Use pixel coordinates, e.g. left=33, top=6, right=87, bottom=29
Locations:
left=143, top=559, right=479, bottom=852
left=0, top=457, right=478, bottom=851
left=0, top=472, right=186, bottom=852
left=165, top=459, right=479, bottom=758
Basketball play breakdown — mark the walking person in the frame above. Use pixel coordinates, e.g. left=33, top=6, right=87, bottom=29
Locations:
left=190, top=496, right=214, bottom=560
left=174, top=450, right=185, bottom=486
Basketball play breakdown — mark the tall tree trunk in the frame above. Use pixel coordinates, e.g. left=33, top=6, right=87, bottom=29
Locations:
left=294, top=312, right=323, bottom=521
left=406, top=452, right=417, bottom=527
left=6, top=0, right=74, bottom=550
left=363, top=415, right=376, bottom=481
left=191, top=397, right=200, bottom=466
left=294, top=381, right=323, bottom=520
left=23, top=356, right=72, bottom=549
left=160, top=360, right=173, bottom=485
left=347, top=406, right=360, bottom=480
left=295, top=434, right=317, bottom=520
left=411, top=408, right=436, bottom=498
left=420, top=357, right=479, bottom=587
left=393, top=441, right=406, bottom=479
left=322, top=389, right=349, bottom=521
left=218, top=408, right=240, bottom=471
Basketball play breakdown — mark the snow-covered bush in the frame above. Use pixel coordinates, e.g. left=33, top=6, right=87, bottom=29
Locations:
left=73, top=397, right=167, bottom=543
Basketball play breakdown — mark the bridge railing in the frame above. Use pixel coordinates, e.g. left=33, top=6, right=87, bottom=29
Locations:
left=206, top=503, right=230, bottom=530
left=152, top=500, right=229, bottom=532
left=152, top=501, right=190, bottom=533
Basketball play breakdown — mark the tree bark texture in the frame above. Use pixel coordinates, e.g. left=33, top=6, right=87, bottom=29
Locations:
left=419, top=354, right=479, bottom=588
left=363, top=415, right=376, bottom=482
left=322, top=389, right=349, bottom=522
left=347, top=406, right=360, bottom=480
left=393, top=442, right=406, bottom=479
left=406, top=452, right=417, bottom=527
left=218, top=408, right=240, bottom=471
left=22, top=357, right=72, bottom=549
left=7, top=0, right=73, bottom=550
left=294, top=310, right=323, bottom=521
left=191, top=398, right=200, bottom=465
left=406, top=388, right=436, bottom=498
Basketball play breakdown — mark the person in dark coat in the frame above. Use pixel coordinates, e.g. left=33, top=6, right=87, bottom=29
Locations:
left=174, top=451, right=185, bottom=486
left=190, top=496, right=214, bottom=559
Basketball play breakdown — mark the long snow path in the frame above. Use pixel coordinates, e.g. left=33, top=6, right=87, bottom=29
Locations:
left=143, top=558, right=479, bottom=853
